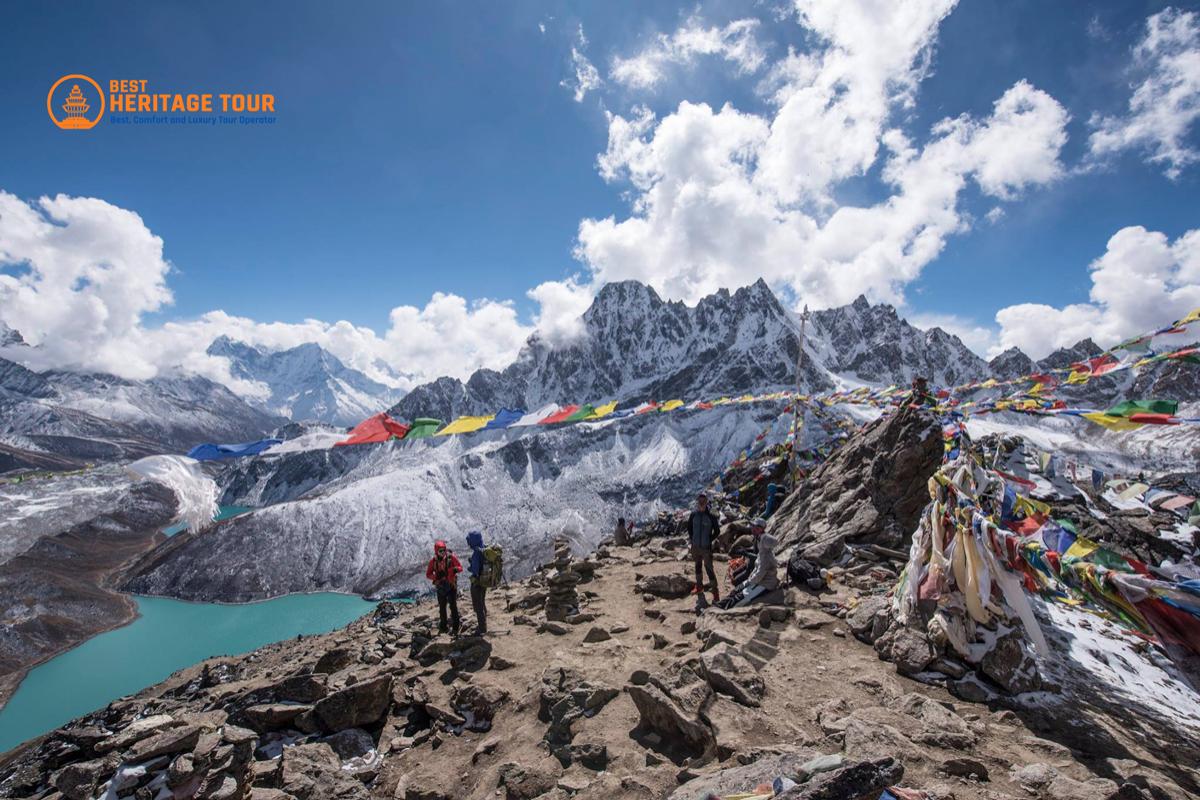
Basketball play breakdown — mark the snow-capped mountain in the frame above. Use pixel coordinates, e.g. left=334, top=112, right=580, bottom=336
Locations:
left=207, top=337, right=402, bottom=427
left=808, top=295, right=988, bottom=387
left=0, top=323, right=24, bottom=348
left=124, top=402, right=796, bottom=600
left=988, top=347, right=1037, bottom=380
left=0, top=352, right=286, bottom=472
left=390, top=279, right=988, bottom=421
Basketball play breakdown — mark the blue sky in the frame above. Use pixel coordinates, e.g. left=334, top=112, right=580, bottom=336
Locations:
left=0, top=1, right=1198, bottom=387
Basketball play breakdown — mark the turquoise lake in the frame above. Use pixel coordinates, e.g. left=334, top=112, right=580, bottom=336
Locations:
left=0, top=592, right=376, bottom=753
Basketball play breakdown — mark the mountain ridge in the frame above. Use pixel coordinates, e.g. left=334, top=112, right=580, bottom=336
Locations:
left=206, top=336, right=403, bottom=427
left=389, top=280, right=988, bottom=422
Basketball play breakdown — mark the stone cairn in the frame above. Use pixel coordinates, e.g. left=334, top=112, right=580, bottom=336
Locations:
left=543, top=538, right=581, bottom=622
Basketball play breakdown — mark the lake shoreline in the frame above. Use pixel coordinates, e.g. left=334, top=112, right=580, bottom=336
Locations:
left=0, top=592, right=378, bottom=756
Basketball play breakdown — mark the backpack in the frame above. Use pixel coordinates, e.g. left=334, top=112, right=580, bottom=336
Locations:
left=478, top=544, right=504, bottom=588
left=787, top=550, right=824, bottom=590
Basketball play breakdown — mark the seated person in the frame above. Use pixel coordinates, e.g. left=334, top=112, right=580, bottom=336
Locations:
left=719, top=532, right=780, bottom=608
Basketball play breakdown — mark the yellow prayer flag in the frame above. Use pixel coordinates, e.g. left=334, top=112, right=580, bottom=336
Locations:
left=591, top=400, right=618, bottom=418
left=1080, top=412, right=1143, bottom=431
left=435, top=415, right=494, bottom=435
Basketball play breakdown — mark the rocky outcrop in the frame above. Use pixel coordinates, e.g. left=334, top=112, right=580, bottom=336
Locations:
left=699, top=643, right=765, bottom=707
left=537, top=665, right=619, bottom=764
left=768, top=406, right=943, bottom=564
left=626, top=659, right=717, bottom=762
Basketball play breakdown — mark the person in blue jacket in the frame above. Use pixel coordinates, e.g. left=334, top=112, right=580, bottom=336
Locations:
left=466, top=531, right=488, bottom=635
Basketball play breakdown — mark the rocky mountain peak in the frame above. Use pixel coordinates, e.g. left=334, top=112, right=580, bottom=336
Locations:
left=988, top=347, right=1036, bottom=380
left=0, top=322, right=26, bottom=348
left=1038, top=338, right=1103, bottom=371
left=206, top=337, right=401, bottom=426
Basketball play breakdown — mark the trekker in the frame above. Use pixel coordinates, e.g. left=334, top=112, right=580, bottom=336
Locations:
left=688, top=493, right=721, bottom=603
left=721, top=532, right=780, bottom=608
left=466, top=531, right=488, bottom=635
left=425, top=540, right=462, bottom=635
left=613, top=517, right=631, bottom=546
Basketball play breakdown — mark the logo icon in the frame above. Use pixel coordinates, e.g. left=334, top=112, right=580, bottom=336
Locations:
left=47, top=74, right=105, bottom=130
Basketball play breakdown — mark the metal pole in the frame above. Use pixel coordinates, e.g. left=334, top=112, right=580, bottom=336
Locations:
left=790, top=305, right=809, bottom=486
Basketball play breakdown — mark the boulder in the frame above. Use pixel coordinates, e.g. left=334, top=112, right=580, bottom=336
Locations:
left=898, top=694, right=977, bottom=749
left=270, top=673, right=328, bottom=703
left=53, top=755, right=119, bottom=800
left=93, top=713, right=177, bottom=753
left=452, top=683, right=510, bottom=727
left=635, top=573, right=694, bottom=599
left=626, top=661, right=716, bottom=761
left=240, top=703, right=310, bottom=733
left=583, top=626, right=611, bottom=643
left=279, top=742, right=368, bottom=799
left=874, top=625, right=936, bottom=676
left=700, top=643, right=765, bottom=707
left=777, top=757, right=904, bottom=799
left=768, top=406, right=942, bottom=564
left=846, top=595, right=889, bottom=643
left=565, top=742, right=609, bottom=770
left=497, top=760, right=561, bottom=800
left=980, top=630, right=1042, bottom=694
left=314, top=647, right=356, bottom=674
left=537, top=665, right=619, bottom=753
left=668, top=751, right=816, bottom=800
left=321, top=728, right=375, bottom=760
left=425, top=702, right=467, bottom=728
left=312, top=674, right=393, bottom=732
left=126, top=723, right=202, bottom=762
left=489, top=655, right=515, bottom=671
left=939, top=757, right=990, bottom=781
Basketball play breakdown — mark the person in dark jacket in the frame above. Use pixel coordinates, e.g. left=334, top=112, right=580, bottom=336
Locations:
left=688, top=493, right=721, bottom=603
left=466, top=530, right=488, bottom=635
left=613, top=517, right=631, bottom=546
left=425, top=539, right=462, bottom=635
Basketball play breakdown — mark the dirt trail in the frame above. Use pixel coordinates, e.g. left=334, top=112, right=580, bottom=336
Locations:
left=3, top=538, right=1196, bottom=800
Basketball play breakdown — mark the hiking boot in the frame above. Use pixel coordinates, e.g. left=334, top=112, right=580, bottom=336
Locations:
left=711, top=587, right=720, bottom=603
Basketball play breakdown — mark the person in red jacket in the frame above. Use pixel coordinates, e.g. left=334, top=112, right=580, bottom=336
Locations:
left=426, top=539, right=463, bottom=635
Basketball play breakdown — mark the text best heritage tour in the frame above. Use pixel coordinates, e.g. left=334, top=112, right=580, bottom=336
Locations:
left=108, top=80, right=275, bottom=114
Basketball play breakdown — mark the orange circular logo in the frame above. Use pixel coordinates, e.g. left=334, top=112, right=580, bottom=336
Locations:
left=47, top=74, right=105, bottom=130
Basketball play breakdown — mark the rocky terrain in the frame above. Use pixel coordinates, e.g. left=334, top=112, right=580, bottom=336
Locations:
left=1, top=526, right=1194, bottom=800
left=0, top=481, right=178, bottom=710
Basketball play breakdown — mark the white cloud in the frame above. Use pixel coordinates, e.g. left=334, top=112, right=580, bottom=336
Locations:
left=570, top=1, right=1071, bottom=320
left=993, top=225, right=1200, bottom=359
left=527, top=277, right=594, bottom=346
left=754, top=0, right=958, bottom=205
left=611, top=16, right=767, bottom=91
left=0, top=190, right=539, bottom=392
left=560, top=25, right=602, bottom=103
left=0, top=190, right=173, bottom=379
left=576, top=72, right=1068, bottom=310
left=1088, top=7, right=1200, bottom=179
